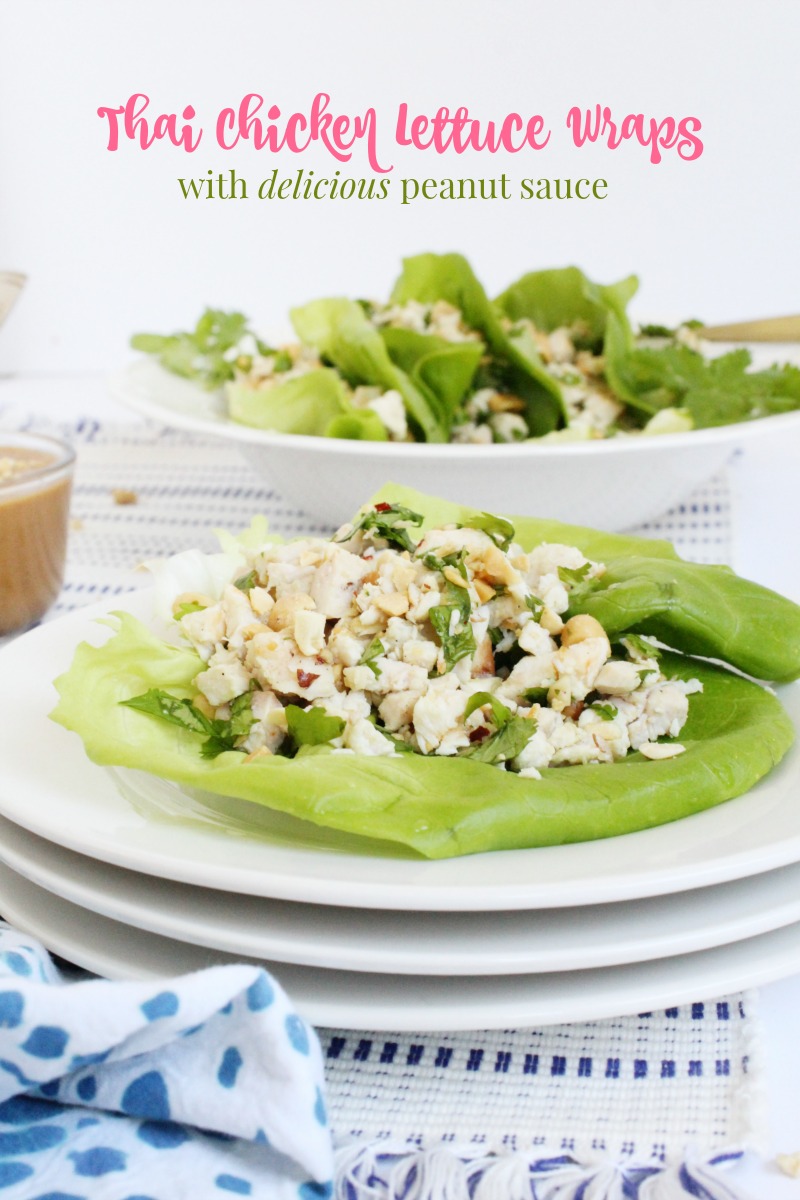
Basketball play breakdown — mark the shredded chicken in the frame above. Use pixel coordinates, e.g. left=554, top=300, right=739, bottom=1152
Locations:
left=172, top=506, right=701, bottom=772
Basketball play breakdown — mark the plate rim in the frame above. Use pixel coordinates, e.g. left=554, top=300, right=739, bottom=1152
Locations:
left=110, top=358, right=800, bottom=460
left=5, top=860, right=800, bottom=1031
left=7, top=812, right=800, bottom=975
left=2, top=591, right=800, bottom=912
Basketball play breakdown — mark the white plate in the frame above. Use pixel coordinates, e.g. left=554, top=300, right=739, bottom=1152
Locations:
left=8, top=813, right=800, bottom=975
left=5, top=861, right=800, bottom=1030
left=110, top=357, right=800, bottom=531
left=2, top=593, right=800, bottom=913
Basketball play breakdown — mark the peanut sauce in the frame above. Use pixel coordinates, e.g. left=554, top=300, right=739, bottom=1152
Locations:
left=0, top=436, right=75, bottom=634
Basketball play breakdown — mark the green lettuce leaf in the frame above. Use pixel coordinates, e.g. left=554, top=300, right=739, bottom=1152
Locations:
left=372, top=483, right=800, bottom=683
left=495, top=266, right=639, bottom=349
left=50, top=612, right=794, bottom=859
left=324, top=411, right=388, bottom=441
left=226, top=369, right=348, bottom=435
left=379, top=327, right=484, bottom=429
left=568, top=556, right=800, bottom=683
left=389, top=253, right=565, bottom=436
left=290, top=297, right=446, bottom=442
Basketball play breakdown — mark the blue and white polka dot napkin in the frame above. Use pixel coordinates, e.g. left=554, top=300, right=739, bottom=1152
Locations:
left=0, top=924, right=333, bottom=1199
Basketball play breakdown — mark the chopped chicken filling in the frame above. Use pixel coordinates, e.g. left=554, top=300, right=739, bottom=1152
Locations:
left=172, top=506, right=701, bottom=773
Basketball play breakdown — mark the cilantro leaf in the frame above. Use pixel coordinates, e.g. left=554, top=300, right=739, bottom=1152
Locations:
left=608, top=331, right=800, bottom=428
left=131, top=308, right=253, bottom=391
left=621, top=634, right=661, bottom=662
left=121, top=689, right=212, bottom=736
left=684, top=360, right=800, bottom=428
left=525, top=595, right=544, bottom=620
left=173, top=601, right=206, bottom=621
left=121, top=685, right=257, bottom=759
left=460, top=716, right=535, bottom=764
left=521, top=687, right=549, bottom=705
left=462, top=512, right=516, bottom=551
left=463, top=691, right=512, bottom=728
left=285, top=705, right=345, bottom=747
left=443, top=580, right=471, bottom=623
left=430, top=605, right=476, bottom=671
left=420, top=550, right=471, bottom=622
left=421, top=548, right=468, bottom=578
left=359, top=637, right=385, bottom=678
left=336, top=503, right=424, bottom=553
left=637, top=323, right=677, bottom=338
left=228, top=687, right=259, bottom=738
left=199, top=736, right=238, bottom=760
left=558, top=562, right=592, bottom=588
left=234, top=571, right=257, bottom=592
left=376, top=728, right=418, bottom=754
left=591, top=703, right=618, bottom=721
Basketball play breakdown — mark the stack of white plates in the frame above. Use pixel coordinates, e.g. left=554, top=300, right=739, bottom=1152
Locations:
left=2, top=597, right=800, bottom=1031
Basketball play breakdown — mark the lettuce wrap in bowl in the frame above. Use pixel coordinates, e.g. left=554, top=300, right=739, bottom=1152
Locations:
left=51, top=486, right=800, bottom=861
left=114, top=253, right=800, bottom=529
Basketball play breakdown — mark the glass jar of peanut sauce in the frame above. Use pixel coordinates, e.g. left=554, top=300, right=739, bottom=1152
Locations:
left=0, top=432, right=75, bottom=634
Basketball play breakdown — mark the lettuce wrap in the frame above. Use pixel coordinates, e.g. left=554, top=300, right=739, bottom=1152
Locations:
left=389, top=253, right=566, bottom=436
left=131, top=263, right=800, bottom=443
left=51, top=485, right=800, bottom=860
left=226, top=368, right=348, bottom=435
left=290, top=298, right=448, bottom=442
left=495, top=265, right=638, bottom=349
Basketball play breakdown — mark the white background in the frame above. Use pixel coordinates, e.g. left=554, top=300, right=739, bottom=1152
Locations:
left=0, top=0, right=799, bottom=374
left=2, top=5, right=800, bottom=1192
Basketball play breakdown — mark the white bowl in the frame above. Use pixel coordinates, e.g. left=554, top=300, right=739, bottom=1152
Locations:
left=110, top=357, right=800, bottom=530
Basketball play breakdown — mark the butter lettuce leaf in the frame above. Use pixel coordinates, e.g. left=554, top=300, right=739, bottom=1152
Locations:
left=50, top=486, right=799, bottom=860
left=51, top=613, right=794, bottom=859
left=568, top=555, right=800, bottom=683
left=370, top=483, right=800, bottom=684
left=379, top=327, right=483, bottom=428
left=324, top=410, right=388, bottom=441
left=390, top=253, right=565, bottom=436
left=290, top=297, right=447, bottom=442
left=495, top=266, right=638, bottom=349
left=226, top=369, right=348, bottom=435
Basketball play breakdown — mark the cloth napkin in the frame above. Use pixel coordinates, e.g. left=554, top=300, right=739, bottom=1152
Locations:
left=0, top=917, right=760, bottom=1199
left=0, top=923, right=333, bottom=1199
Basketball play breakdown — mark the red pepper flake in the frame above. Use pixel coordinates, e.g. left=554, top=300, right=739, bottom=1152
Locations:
left=469, top=726, right=490, bottom=743
left=297, top=669, right=319, bottom=689
left=374, top=502, right=392, bottom=512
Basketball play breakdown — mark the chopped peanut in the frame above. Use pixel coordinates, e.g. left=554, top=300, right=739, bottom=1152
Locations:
left=473, top=578, right=496, bottom=603
left=540, top=607, right=564, bottom=635
left=374, top=592, right=410, bottom=617
left=560, top=614, right=609, bottom=648
left=268, top=593, right=315, bottom=632
left=244, top=746, right=273, bottom=763
left=443, top=566, right=469, bottom=589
